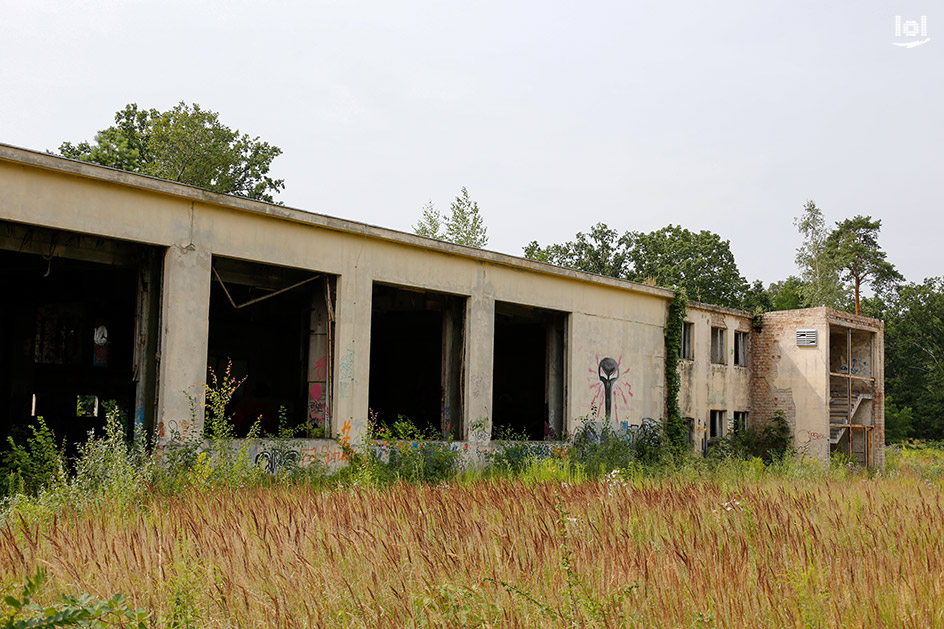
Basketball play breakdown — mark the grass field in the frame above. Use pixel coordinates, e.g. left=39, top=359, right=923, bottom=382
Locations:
left=1, top=447, right=943, bottom=627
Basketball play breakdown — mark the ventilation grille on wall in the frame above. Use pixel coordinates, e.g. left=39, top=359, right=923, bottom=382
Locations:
left=796, top=329, right=818, bottom=346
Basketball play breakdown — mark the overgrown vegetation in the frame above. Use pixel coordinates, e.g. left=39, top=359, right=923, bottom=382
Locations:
left=663, top=290, right=688, bottom=452
left=0, top=446, right=940, bottom=626
left=711, top=409, right=793, bottom=464
left=1, top=568, right=148, bottom=628
left=0, top=362, right=928, bottom=626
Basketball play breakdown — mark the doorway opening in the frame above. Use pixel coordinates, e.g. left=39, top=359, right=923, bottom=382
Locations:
left=492, top=302, right=567, bottom=440
left=369, top=283, right=465, bottom=439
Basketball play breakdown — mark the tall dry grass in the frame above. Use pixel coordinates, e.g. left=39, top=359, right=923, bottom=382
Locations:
left=1, top=454, right=943, bottom=627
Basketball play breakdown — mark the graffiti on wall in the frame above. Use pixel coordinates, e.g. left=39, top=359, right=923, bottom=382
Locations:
left=308, top=356, right=328, bottom=428
left=588, top=355, right=633, bottom=421
left=839, top=358, right=868, bottom=376
left=254, top=448, right=301, bottom=474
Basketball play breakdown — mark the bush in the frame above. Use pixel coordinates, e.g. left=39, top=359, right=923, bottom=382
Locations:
left=1, top=418, right=66, bottom=497
left=570, top=417, right=665, bottom=476
left=719, top=410, right=793, bottom=464
left=72, top=404, right=153, bottom=507
left=487, top=426, right=535, bottom=475
left=0, top=567, right=149, bottom=628
left=353, top=413, right=461, bottom=485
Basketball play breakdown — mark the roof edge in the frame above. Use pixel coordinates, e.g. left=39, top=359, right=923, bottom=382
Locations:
left=0, top=142, right=675, bottom=300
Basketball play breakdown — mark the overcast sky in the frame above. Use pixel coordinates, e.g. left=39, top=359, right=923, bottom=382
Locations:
left=2, top=1, right=939, bottom=286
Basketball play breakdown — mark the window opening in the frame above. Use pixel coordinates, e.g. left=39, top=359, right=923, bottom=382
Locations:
left=709, top=409, right=727, bottom=439
left=733, top=411, right=748, bottom=431
left=0, top=221, right=159, bottom=455
left=710, top=327, right=726, bottom=364
left=680, top=322, right=694, bottom=360
left=734, top=331, right=748, bottom=367
left=492, top=302, right=567, bottom=441
left=369, top=283, right=465, bottom=440
left=208, top=257, right=335, bottom=438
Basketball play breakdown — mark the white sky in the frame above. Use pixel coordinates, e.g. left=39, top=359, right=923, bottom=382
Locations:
left=1, top=1, right=940, bottom=286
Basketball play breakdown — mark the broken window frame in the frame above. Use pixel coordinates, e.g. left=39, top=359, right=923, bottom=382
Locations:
left=733, top=330, right=748, bottom=367
left=208, top=256, right=336, bottom=438
left=733, top=411, right=748, bottom=431
left=710, top=327, right=727, bottom=365
left=709, top=409, right=727, bottom=439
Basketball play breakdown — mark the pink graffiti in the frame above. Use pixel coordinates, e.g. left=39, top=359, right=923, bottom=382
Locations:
left=587, top=354, right=633, bottom=422
left=313, top=356, right=327, bottom=380
left=308, top=383, right=326, bottom=423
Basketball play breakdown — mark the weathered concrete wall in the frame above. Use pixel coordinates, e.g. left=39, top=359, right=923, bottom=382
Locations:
left=678, top=302, right=753, bottom=448
left=0, top=146, right=887, bottom=468
left=751, top=308, right=831, bottom=461
left=0, top=146, right=673, bottom=447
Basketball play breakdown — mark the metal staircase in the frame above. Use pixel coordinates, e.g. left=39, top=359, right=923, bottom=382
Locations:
left=829, top=392, right=874, bottom=445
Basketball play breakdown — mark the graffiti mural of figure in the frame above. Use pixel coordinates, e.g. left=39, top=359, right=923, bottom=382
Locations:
left=588, top=355, right=633, bottom=422
left=598, top=357, right=619, bottom=420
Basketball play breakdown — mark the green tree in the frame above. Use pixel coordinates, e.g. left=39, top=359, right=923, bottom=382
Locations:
left=413, top=201, right=445, bottom=240
left=740, top=280, right=773, bottom=313
left=825, top=215, right=903, bottom=315
left=624, top=225, right=747, bottom=308
left=871, top=278, right=944, bottom=439
left=412, top=187, right=488, bottom=248
left=59, top=102, right=284, bottom=202
left=768, top=276, right=806, bottom=311
left=794, top=200, right=847, bottom=309
left=525, top=223, right=748, bottom=309
left=524, top=223, right=631, bottom=278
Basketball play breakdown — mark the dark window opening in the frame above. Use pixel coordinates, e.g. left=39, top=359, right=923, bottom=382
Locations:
left=369, top=283, right=465, bottom=440
left=709, top=409, right=727, bottom=439
left=710, top=327, right=726, bottom=364
left=208, top=257, right=335, bottom=438
left=680, top=322, right=694, bottom=360
left=0, top=222, right=161, bottom=455
left=492, top=302, right=567, bottom=441
left=733, top=411, right=748, bottom=431
left=734, top=331, right=748, bottom=367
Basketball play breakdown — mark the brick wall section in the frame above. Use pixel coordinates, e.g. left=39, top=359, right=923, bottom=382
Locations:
left=750, top=309, right=827, bottom=434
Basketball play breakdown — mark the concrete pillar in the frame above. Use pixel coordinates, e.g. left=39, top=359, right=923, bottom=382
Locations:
left=156, top=244, right=212, bottom=443
left=332, top=264, right=372, bottom=445
left=464, top=294, right=494, bottom=442
left=442, top=300, right=464, bottom=439
left=307, top=281, right=331, bottom=433
left=546, top=320, right=565, bottom=437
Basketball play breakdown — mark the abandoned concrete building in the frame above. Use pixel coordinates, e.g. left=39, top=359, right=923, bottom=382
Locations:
left=0, top=144, right=885, bottom=468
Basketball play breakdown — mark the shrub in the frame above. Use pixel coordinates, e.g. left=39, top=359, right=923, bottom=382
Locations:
left=1, top=418, right=66, bottom=497
left=0, top=567, right=149, bottom=628
left=487, top=426, right=534, bottom=475
left=72, top=403, right=153, bottom=507
left=722, top=410, right=792, bottom=463
left=357, top=413, right=461, bottom=485
left=570, top=417, right=665, bottom=476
